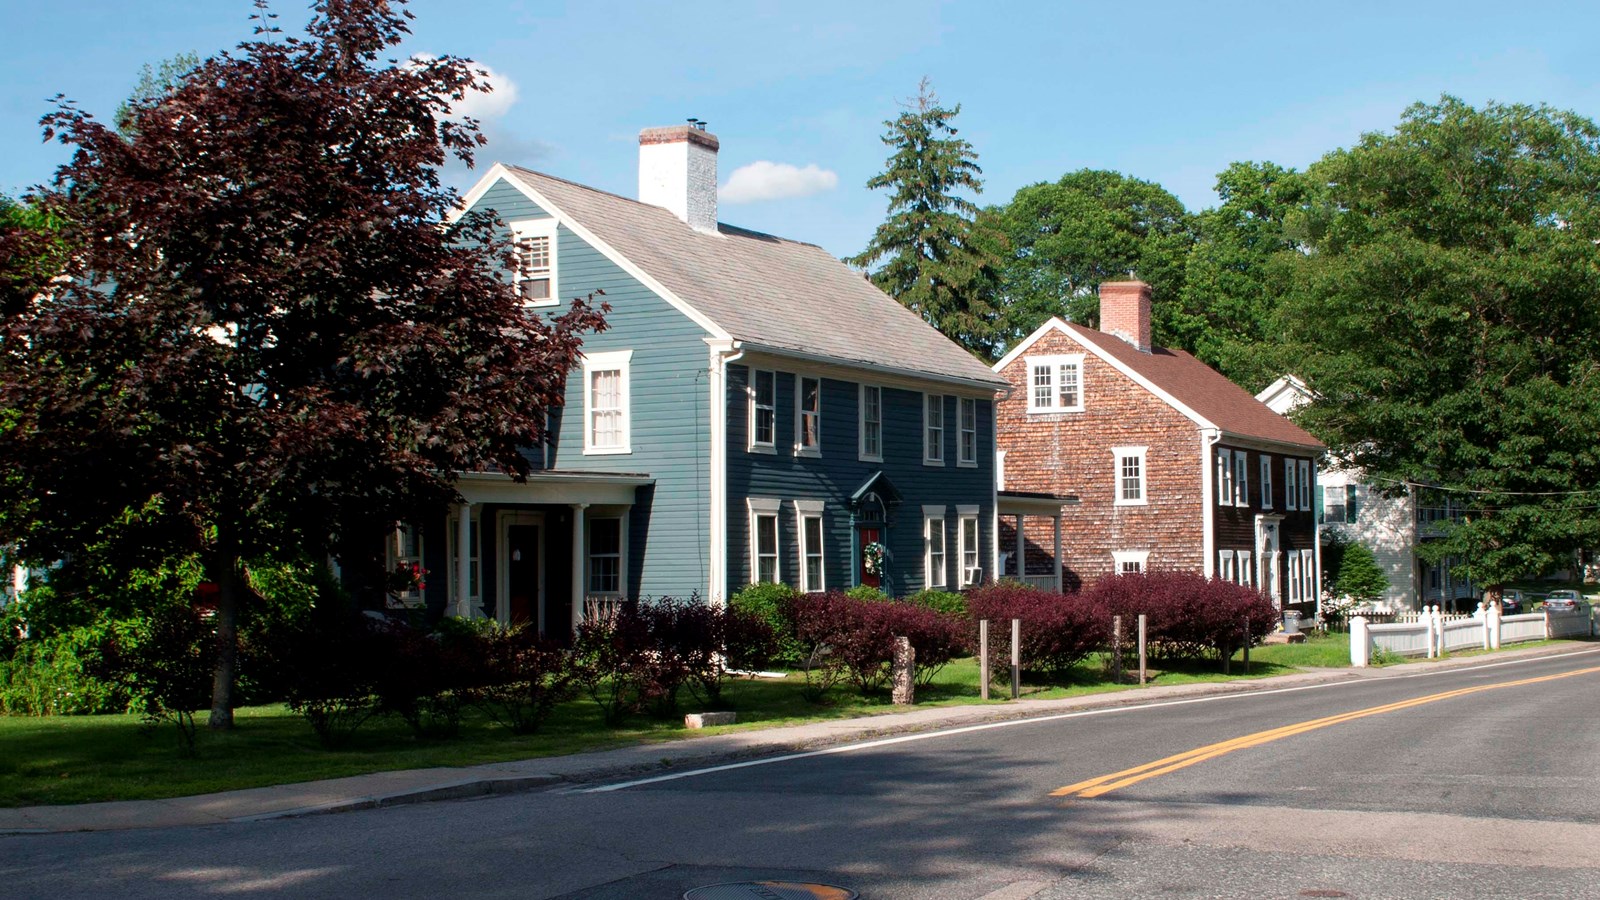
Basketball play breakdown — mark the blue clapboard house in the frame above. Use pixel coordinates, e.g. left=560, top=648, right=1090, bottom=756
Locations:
left=391, top=124, right=1006, bottom=634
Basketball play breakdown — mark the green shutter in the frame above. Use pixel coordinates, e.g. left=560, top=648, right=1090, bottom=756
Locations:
left=1314, top=478, right=1325, bottom=522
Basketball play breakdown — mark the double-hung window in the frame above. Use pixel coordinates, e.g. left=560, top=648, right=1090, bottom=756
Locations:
left=748, top=498, right=782, bottom=584
left=1288, top=552, right=1303, bottom=602
left=795, top=500, right=825, bottom=593
left=1026, top=354, right=1085, bottom=413
left=588, top=518, right=622, bottom=595
left=1238, top=551, right=1253, bottom=587
left=923, top=506, right=947, bottom=589
left=446, top=513, right=480, bottom=610
left=924, top=394, right=945, bottom=466
left=583, top=349, right=632, bottom=454
left=1114, top=550, right=1148, bottom=575
left=1323, top=484, right=1346, bottom=524
left=1298, top=460, right=1313, bottom=511
left=858, top=385, right=882, bottom=462
left=387, top=524, right=424, bottom=606
left=958, top=506, right=980, bottom=587
left=1114, top=446, right=1147, bottom=505
left=1260, top=455, right=1274, bottom=509
left=1218, top=550, right=1236, bottom=583
left=749, top=370, right=776, bottom=452
left=796, top=375, right=821, bottom=457
left=511, top=219, right=558, bottom=307
left=958, top=397, right=978, bottom=467
left=1234, top=452, right=1249, bottom=506
left=1284, top=459, right=1300, bottom=511
left=1300, top=549, right=1316, bottom=601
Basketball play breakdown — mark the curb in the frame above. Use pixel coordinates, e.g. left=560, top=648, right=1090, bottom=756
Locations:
left=227, top=773, right=565, bottom=823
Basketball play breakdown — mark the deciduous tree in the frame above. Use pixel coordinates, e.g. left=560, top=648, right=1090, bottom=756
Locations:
left=1282, top=96, right=1600, bottom=590
left=0, top=0, right=605, bottom=728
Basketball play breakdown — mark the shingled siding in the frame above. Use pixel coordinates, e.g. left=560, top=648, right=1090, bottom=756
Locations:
left=725, top=364, right=994, bottom=599
left=996, top=328, right=1204, bottom=590
left=471, top=179, right=713, bottom=601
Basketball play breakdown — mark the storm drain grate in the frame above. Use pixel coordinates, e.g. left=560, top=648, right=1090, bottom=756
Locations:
left=683, top=882, right=858, bottom=900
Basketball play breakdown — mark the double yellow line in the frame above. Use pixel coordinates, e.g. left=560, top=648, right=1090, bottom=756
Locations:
left=1052, top=664, right=1600, bottom=799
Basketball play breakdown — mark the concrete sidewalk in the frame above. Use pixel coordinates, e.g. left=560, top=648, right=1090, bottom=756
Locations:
left=2, top=643, right=1589, bottom=835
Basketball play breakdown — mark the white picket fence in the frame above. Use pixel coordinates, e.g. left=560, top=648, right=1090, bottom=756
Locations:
left=1350, top=603, right=1594, bottom=666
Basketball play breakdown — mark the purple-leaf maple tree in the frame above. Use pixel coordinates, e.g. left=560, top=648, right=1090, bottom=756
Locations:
left=0, top=0, right=606, bottom=728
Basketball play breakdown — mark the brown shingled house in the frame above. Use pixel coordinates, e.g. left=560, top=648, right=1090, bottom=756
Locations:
left=993, top=281, right=1325, bottom=621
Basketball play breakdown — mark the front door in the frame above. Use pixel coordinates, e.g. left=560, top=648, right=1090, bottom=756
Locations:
left=498, top=511, right=544, bottom=629
left=858, top=526, right=882, bottom=588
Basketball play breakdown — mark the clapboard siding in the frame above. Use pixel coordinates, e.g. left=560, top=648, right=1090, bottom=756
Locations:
left=726, top=365, right=994, bottom=598
left=472, top=178, right=712, bottom=600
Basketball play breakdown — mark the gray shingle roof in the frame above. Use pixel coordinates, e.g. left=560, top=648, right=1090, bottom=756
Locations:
left=503, top=166, right=1005, bottom=389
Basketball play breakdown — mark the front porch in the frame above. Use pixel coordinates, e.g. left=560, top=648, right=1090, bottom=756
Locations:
left=388, top=470, right=654, bottom=637
left=997, top=490, right=1078, bottom=592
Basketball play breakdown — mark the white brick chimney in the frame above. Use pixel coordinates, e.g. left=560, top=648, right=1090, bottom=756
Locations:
left=1099, top=280, right=1153, bottom=352
left=638, top=123, right=719, bottom=234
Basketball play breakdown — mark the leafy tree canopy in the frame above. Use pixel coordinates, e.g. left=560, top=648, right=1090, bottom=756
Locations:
left=1282, top=96, right=1600, bottom=586
left=0, top=0, right=605, bottom=725
left=850, top=78, right=1004, bottom=360
left=991, top=169, right=1193, bottom=352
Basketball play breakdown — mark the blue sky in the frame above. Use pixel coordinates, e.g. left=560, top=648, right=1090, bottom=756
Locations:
left=4, top=1, right=1597, bottom=258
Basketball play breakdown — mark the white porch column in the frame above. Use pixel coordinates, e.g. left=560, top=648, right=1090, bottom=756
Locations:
left=455, top=503, right=474, bottom=618
left=571, top=502, right=588, bottom=634
left=1053, top=514, right=1063, bottom=592
left=1014, top=514, right=1025, bottom=580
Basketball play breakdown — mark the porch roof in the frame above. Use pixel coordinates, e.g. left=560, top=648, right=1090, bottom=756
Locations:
left=998, top=490, right=1080, bottom=517
left=455, top=470, right=655, bottom=506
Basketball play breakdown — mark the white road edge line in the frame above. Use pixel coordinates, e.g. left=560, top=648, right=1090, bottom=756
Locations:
left=582, top=646, right=1600, bottom=794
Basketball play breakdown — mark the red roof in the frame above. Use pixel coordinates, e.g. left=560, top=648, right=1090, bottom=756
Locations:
left=1067, top=323, right=1324, bottom=450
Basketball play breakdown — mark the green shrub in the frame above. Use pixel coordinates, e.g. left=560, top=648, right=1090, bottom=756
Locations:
left=97, top=604, right=216, bottom=753
left=729, top=582, right=804, bottom=668
left=0, top=618, right=129, bottom=716
left=844, top=584, right=890, bottom=603
left=906, top=588, right=966, bottom=617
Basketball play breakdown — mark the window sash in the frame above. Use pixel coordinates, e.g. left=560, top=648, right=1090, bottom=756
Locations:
left=800, top=515, right=824, bottom=593
left=960, top=517, right=980, bottom=585
left=798, top=376, right=821, bottom=451
left=926, top=517, right=947, bottom=588
left=388, top=524, right=423, bottom=604
left=1234, top=452, right=1249, bottom=506
left=754, top=513, right=779, bottom=583
left=925, top=395, right=945, bottom=463
left=589, top=369, right=624, bottom=449
left=959, top=397, right=977, bottom=464
left=1298, top=461, right=1312, bottom=510
left=1284, top=459, right=1299, bottom=510
left=447, top=517, right=481, bottom=602
left=517, top=235, right=552, bottom=301
left=588, top=518, right=622, bottom=595
left=1301, top=549, right=1316, bottom=600
left=1030, top=363, right=1053, bottom=410
left=1217, top=450, right=1234, bottom=506
left=860, top=385, right=882, bottom=459
left=1120, top=453, right=1143, bottom=502
left=1260, top=455, right=1273, bottom=509
left=1057, top=362, right=1080, bottom=409
left=752, top=370, right=776, bottom=447
left=1238, top=551, right=1253, bottom=587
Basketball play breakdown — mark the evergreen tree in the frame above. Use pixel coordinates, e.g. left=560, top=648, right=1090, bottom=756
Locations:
left=850, top=78, right=1003, bottom=360
left=1334, top=543, right=1388, bottom=605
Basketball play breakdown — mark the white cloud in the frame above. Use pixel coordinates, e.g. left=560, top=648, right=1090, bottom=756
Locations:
left=412, top=55, right=519, bottom=121
left=720, top=161, right=839, bottom=204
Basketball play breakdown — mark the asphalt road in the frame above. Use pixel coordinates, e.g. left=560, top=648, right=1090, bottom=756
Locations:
left=6, top=648, right=1600, bottom=899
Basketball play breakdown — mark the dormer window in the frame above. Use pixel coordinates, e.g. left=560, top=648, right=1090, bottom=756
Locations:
left=511, top=219, right=558, bottom=307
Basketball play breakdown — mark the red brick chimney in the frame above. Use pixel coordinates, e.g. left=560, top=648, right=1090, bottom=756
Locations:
left=1099, top=280, right=1152, bottom=352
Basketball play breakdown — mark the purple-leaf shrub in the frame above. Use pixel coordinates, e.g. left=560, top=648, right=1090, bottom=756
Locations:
left=967, top=583, right=1109, bottom=681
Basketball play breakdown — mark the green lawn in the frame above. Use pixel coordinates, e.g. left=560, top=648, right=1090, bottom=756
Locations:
left=0, top=643, right=1356, bottom=808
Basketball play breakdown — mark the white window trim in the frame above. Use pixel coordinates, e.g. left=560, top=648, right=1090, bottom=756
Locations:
left=1026, top=353, right=1086, bottom=414
left=748, top=369, right=777, bottom=454
left=1113, top=550, right=1149, bottom=575
left=957, top=397, right=979, bottom=468
left=858, top=384, right=883, bottom=463
left=1284, top=458, right=1299, bottom=511
left=1301, top=548, right=1316, bottom=601
left=581, top=348, right=633, bottom=455
left=794, top=374, right=822, bottom=458
left=1260, top=454, right=1274, bottom=510
left=1218, top=550, right=1236, bottom=584
left=1217, top=449, right=1235, bottom=508
left=1298, top=460, right=1313, bottom=511
left=1238, top=550, right=1253, bottom=587
left=1234, top=451, right=1249, bottom=507
left=794, top=499, right=825, bottom=593
left=510, top=218, right=559, bottom=308
left=1288, top=551, right=1302, bottom=602
left=923, top=394, right=946, bottom=466
left=923, top=504, right=948, bottom=589
left=1113, top=445, right=1148, bottom=506
left=957, top=504, right=981, bottom=588
left=747, top=497, right=782, bottom=585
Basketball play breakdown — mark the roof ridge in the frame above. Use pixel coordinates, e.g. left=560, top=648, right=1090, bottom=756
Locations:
left=503, top=164, right=820, bottom=250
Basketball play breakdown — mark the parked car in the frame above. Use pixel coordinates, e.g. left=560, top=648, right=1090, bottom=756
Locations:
left=1499, top=589, right=1526, bottom=614
left=1542, top=589, right=1583, bottom=612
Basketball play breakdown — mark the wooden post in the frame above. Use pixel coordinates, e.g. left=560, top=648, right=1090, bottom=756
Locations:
left=1010, top=618, right=1021, bottom=700
left=1137, top=613, right=1148, bottom=685
left=1242, top=619, right=1250, bottom=675
left=1112, top=615, right=1123, bottom=684
left=979, top=619, right=990, bottom=701
left=891, top=636, right=915, bottom=705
